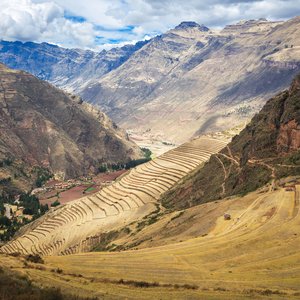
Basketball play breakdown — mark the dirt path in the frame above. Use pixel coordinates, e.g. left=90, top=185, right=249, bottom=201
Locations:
left=215, top=155, right=227, bottom=195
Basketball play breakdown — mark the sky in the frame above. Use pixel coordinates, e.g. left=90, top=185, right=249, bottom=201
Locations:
left=0, top=0, right=300, bottom=50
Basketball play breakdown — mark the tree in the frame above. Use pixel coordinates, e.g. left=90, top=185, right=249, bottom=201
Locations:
left=51, top=200, right=60, bottom=207
left=0, top=216, right=11, bottom=227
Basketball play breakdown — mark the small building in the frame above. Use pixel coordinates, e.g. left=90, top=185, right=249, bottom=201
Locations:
left=4, top=204, right=11, bottom=219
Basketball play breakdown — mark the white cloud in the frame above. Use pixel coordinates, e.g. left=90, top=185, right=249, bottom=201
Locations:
left=1, top=0, right=300, bottom=49
left=0, top=0, right=97, bottom=48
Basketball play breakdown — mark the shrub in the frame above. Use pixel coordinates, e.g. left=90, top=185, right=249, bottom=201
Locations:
left=25, top=254, right=44, bottom=264
left=51, top=200, right=61, bottom=207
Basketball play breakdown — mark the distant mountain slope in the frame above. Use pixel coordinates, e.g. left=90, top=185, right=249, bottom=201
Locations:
left=1, top=18, right=300, bottom=144
left=0, top=63, right=142, bottom=192
left=0, top=40, right=148, bottom=93
left=162, top=73, right=300, bottom=210
left=82, top=17, right=300, bottom=143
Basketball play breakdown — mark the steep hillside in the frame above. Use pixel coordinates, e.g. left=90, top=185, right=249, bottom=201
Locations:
left=1, top=184, right=299, bottom=299
left=162, top=73, right=300, bottom=210
left=0, top=63, right=142, bottom=192
left=0, top=40, right=148, bottom=93
left=0, top=137, right=226, bottom=256
left=82, top=17, right=300, bottom=143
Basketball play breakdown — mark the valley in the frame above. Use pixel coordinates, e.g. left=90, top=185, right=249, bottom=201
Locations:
left=0, top=137, right=227, bottom=256
left=0, top=6, right=299, bottom=299
left=2, top=18, right=300, bottom=144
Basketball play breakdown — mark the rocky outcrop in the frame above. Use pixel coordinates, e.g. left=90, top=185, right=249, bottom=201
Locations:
left=277, top=120, right=300, bottom=152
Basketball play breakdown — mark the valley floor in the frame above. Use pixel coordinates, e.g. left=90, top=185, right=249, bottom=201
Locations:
left=1, top=186, right=299, bottom=299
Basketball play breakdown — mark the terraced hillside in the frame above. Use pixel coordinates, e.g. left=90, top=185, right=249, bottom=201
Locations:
left=1, top=185, right=299, bottom=299
left=0, top=137, right=227, bottom=256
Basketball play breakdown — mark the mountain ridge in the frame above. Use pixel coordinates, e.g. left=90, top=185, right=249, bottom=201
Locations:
left=0, top=63, right=142, bottom=192
left=161, top=73, right=300, bottom=209
left=0, top=18, right=300, bottom=144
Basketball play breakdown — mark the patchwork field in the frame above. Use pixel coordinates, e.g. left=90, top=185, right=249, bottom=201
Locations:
left=0, top=137, right=227, bottom=256
left=1, top=185, right=299, bottom=299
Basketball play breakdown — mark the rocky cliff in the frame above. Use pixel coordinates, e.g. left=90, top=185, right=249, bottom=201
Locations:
left=161, top=73, right=300, bottom=209
left=0, top=63, right=142, bottom=192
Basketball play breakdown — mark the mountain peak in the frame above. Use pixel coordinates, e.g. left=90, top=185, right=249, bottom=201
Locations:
left=174, top=21, right=209, bottom=32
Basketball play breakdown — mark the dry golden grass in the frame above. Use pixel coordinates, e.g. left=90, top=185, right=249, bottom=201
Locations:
left=0, top=137, right=226, bottom=256
left=1, top=186, right=299, bottom=299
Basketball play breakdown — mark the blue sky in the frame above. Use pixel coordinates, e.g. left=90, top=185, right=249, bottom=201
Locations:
left=0, top=0, right=300, bottom=50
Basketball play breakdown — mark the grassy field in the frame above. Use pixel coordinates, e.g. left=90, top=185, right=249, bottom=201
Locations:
left=1, top=186, right=299, bottom=299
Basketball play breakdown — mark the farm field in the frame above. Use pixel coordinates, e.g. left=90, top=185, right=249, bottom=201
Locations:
left=0, top=137, right=227, bottom=256
left=1, top=186, right=299, bottom=299
left=38, top=170, right=128, bottom=206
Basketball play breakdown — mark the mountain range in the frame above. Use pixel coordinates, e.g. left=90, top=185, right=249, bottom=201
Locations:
left=1, top=18, right=300, bottom=143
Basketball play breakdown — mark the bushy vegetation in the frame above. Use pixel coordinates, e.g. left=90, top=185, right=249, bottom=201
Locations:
left=25, top=254, right=44, bottom=264
left=141, top=147, right=152, bottom=159
left=34, top=167, right=53, bottom=188
left=97, top=158, right=152, bottom=173
left=50, top=200, right=61, bottom=207
left=97, top=147, right=152, bottom=174
left=0, top=192, right=49, bottom=241
left=91, top=230, right=120, bottom=252
left=0, top=158, right=13, bottom=168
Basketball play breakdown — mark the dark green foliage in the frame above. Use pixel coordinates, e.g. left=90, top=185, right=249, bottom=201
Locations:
left=19, top=193, right=40, bottom=215
left=0, top=193, right=49, bottom=241
left=0, top=216, right=11, bottom=227
left=124, top=158, right=151, bottom=169
left=0, top=177, right=11, bottom=185
left=50, top=200, right=60, bottom=207
left=97, top=165, right=108, bottom=173
left=141, top=147, right=152, bottom=159
left=34, top=167, right=52, bottom=188
left=25, top=254, right=44, bottom=264
left=0, top=158, right=13, bottom=168
left=0, top=199, right=4, bottom=214
left=116, top=278, right=198, bottom=290
left=97, top=156, right=151, bottom=174
left=92, top=230, right=120, bottom=252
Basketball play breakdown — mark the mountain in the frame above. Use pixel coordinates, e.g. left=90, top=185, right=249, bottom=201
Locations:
left=162, top=73, right=300, bottom=210
left=0, top=63, right=142, bottom=192
left=0, top=40, right=148, bottom=93
left=1, top=18, right=300, bottom=145
left=81, top=17, right=300, bottom=143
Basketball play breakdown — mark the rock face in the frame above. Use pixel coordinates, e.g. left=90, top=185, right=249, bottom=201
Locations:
left=0, top=40, right=148, bottom=93
left=1, top=18, right=300, bottom=143
left=161, top=73, right=300, bottom=209
left=0, top=63, right=142, bottom=188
